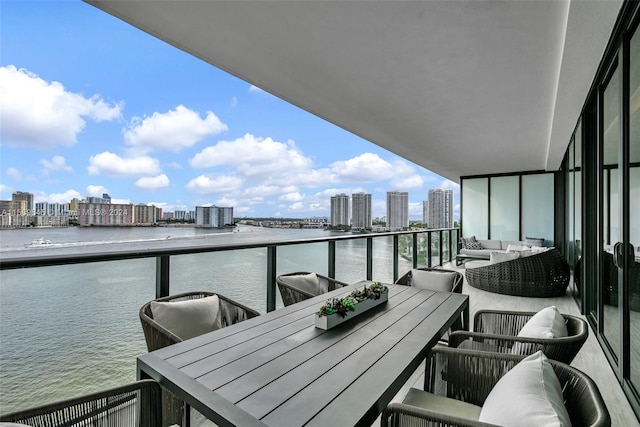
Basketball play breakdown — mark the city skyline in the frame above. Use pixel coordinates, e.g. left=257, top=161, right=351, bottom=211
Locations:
left=0, top=1, right=459, bottom=220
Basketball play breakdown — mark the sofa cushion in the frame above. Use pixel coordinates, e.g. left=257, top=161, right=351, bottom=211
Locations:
left=478, top=351, right=571, bottom=426
left=150, top=295, right=222, bottom=340
left=525, top=236, right=545, bottom=246
left=410, top=269, right=457, bottom=292
left=506, top=244, right=530, bottom=252
left=478, top=239, right=502, bottom=250
left=489, top=251, right=519, bottom=264
left=518, top=306, right=568, bottom=339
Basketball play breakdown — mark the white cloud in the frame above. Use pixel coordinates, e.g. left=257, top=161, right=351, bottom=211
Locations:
left=135, top=174, right=170, bottom=191
left=6, top=167, right=22, bottom=181
left=167, top=161, right=183, bottom=169
left=439, top=179, right=460, bottom=191
left=190, top=134, right=313, bottom=178
left=124, top=105, right=227, bottom=154
left=88, top=151, right=162, bottom=177
left=330, top=153, right=398, bottom=183
left=185, top=175, right=243, bottom=195
left=280, top=192, right=304, bottom=202
left=47, top=189, right=82, bottom=204
left=391, top=174, right=424, bottom=190
left=0, top=65, right=122, bottom=149
left=86, top=185, right=109, bottom=197
left=40, top=155, right=73, bottom=173
left=249, top=85, right=264, bottom=93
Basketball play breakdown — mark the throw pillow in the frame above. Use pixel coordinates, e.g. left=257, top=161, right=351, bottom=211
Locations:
left=281, top=272, right=320, bottom=296
left=518, top=306, right=568, bottom=339
left=478, top=351, right=571, bottom=426
left=525, top=236, right=545, bottom=247
left=506, top=244, right=530, bottom=252
left=150, top=295, right=222, bottom=341
left=460, top=236, right=477, bottom=249
left=466, top=241, right=484, bottom=249
left=410, top=269, right=457, bottom=292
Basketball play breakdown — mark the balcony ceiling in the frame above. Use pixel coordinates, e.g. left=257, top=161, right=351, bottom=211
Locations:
left=85, top=0, right=622, bottom=182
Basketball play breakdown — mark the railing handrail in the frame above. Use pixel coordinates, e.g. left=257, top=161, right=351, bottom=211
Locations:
left=0, top=228, right=458, bottom=270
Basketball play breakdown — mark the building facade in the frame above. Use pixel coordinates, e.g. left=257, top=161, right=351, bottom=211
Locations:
left=386, top=191, right=408, bottom=231
left=428, top=188, right=453, bottom=229
left=77, top=202, right=134, bottom=226
left=330, top=194, right=350, bottom=227
left=12, top=191, right=33, bottom=214
left=351, top=192, right=372, bottom=230
left=195, top=205, right=234, bottom=228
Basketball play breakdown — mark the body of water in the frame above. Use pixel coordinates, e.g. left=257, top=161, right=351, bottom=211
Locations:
left=0, top=226, right=408, bottom=413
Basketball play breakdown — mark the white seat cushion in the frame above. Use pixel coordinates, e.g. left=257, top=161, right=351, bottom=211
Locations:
left=150, top=295, right=221, bottom=340
left=281, top=272, right=320, bottom=296
left=402, top=388, right=482, bottom=421
left=479, top=351, right=571, bottom=426
left=410, top=269, right=457, bottom=292
left=518, top=306, right=568, bottom=339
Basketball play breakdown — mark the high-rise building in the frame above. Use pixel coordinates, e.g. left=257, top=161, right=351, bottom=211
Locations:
left=386, top=191, right=408, bottom=231
left=12, top=191, right=33, bottom=213
left=195, top=205, right=234, bottom=228
left=351, top=192, right=372, bottom=230
left=330, top=194, right=350, bottom=227
left=428, top=188, right=453, bottom=229
left=423, top=200, right=429, bottom=226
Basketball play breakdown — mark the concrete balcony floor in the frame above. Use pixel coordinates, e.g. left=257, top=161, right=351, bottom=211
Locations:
left=378, top=262, right=640, bottom=427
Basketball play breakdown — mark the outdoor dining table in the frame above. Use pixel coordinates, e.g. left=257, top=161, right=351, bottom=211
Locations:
left=137, top=281, right=469, bottom=427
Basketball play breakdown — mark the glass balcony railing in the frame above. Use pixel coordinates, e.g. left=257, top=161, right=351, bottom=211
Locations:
left=0, top=227, right=459, bottom=414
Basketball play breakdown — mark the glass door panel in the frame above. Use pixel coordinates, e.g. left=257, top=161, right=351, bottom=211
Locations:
left=602, top=62, right=621, bottom=360
left=628, top=22, right=640, bottom=394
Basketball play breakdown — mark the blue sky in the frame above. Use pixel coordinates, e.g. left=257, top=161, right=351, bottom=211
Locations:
left=0, top=1, right=459, bottom=220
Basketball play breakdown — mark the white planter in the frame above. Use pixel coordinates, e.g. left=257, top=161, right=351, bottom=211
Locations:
left=315, top=290, right=388, bottom=330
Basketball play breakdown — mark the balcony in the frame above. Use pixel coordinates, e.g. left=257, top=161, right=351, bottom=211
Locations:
left=0, top=228, right=637, bottom=425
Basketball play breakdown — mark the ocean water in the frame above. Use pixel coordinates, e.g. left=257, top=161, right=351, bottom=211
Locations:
left=0, top=226, right=409, bottom=413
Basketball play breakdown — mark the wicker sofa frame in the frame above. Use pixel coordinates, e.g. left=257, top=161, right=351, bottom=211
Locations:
left=0, top=380, right=162, bottom=427
left=276, top=271, right=349, bottom=306
left=381, top=346, right=610, bottom=427
left=465, top=247, right=570, bottom=297
left=449, top=309, right=588, bottom=364
left=140, top=291, right=260, bottom=426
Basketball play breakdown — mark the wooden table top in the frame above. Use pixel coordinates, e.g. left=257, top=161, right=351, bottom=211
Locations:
left=137, top=282, right=469, bottom=427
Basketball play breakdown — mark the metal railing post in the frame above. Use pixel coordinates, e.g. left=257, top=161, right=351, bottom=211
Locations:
left=156, top=255, right=170, bottom=298
left=393, top=235, right=399, bottom=282
left=366, top=237, right=373, bottom=281
left=412, top=232, right=418, bottom=269
left=328, top=241, right=336, bottom=279
left=267, top=245, right=277, bottom=312
left=427, top=232, right=432, bottom=268
left=439, top=230, right=444, bottom=266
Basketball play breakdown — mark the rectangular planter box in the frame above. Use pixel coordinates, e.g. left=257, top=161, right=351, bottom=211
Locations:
left=315, top=290, right=388, bottom=330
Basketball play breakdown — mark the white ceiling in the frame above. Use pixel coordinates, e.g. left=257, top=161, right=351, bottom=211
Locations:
left=85, top=0, right=622, bottom=182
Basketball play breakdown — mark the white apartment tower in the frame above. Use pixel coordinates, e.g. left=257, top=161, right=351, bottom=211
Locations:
left=330, top=194, right=350, bottom=227
left=428, top=188, right=454, bottom=229
left=196, top=205, right=234, bottom=228
left=386, top=191, right=408, bottom=231
left=351, top=192, right=372, bottom=230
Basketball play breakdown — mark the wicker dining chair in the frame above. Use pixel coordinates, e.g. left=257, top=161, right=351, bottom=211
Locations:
left=448, top=308, right=588, bottom=364
left=395, top=268, right=466, bottom=335
left=276, top=272, right=349, bottom=306
left=140, top=291, right=260, bottom=426
left=0, top=380, right=162, bottom=427
left=381, top=347, right=610, bottom=427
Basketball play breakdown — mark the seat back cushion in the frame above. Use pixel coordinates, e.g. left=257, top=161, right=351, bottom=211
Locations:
left=410, top=269, right=457, bottom=292
left=489, top=251, right=520, bottom=264
left=525, top=236, right=546, bottom=246
left=518, top=306, right=568, bottom=339
left=478, top=351, right=571, bottom=426
left=150, top=295, right=221, bottom=340
left=479, top=239, right=502, bottom=250
left=281, top=272, right=320, bottom=296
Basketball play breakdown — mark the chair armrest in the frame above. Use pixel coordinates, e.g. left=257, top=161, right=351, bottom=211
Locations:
left=473, top=309, right=535, bottom=334
left=382, top=402, right=497, bottom=427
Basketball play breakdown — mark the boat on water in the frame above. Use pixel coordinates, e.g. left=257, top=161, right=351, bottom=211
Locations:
left=25, top=238, right=53, bottom=247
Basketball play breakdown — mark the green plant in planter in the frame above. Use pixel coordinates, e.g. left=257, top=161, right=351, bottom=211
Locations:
left=317, top=282, right=388, bottom=317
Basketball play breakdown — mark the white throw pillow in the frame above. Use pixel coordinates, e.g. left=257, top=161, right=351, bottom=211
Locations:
left=410, top=269, right=457, bottom=292
left=281, top=272, right=320, bottom=296
left=489, top=251, right=519, bottom=264
left=479, top=351, right=571, bottom=426
left=150, top=295, right=222, bottom=340
left=506, top=244, right=531, bottom=252
left=518, top=306, right=568, bottom=339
